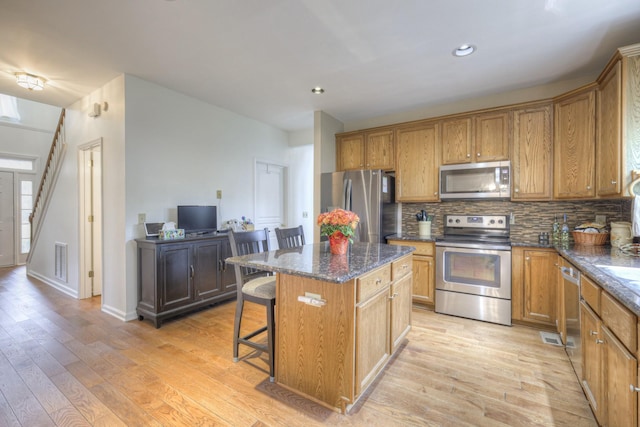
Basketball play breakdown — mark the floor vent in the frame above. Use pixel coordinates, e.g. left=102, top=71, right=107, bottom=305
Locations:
left=55, top=242, right=68, bottom=282
left=539, top=331, right=563, bottom=346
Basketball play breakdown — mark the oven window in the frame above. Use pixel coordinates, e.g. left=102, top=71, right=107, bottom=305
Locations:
left=444, top=251, right=501, bottom=288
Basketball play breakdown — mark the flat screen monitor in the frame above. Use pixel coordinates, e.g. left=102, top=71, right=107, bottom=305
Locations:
left=177, top=205, right=217, bottom=234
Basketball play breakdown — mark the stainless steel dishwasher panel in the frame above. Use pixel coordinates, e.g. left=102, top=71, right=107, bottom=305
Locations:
left=561, top=262, right=581, bottom=380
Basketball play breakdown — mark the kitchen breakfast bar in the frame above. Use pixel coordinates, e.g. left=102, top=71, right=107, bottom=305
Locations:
left=226, top=242, right=415, bottom=414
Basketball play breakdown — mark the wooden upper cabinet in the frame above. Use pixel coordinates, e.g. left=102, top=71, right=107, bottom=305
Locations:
left=441, top=117, right=472, bottom=164
left=395, top=122, right=440, bottom=202
left=365, top=130, right=394, bottom=170
left=597, top=44, right=640, bottom=198
left=596, top=60, right=622, bottom=197
left=511, top=103, right=553, bottom=200
left=336, top=130, right=394, bottom=171
left=553, top=86, right=597, bottom=199
left=474, top=111, right=510, bottom=162
left=336, top=133, right=365, bottom=170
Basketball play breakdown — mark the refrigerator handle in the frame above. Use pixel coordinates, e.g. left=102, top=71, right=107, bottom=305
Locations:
left=344, top=179, right=352, bottom=211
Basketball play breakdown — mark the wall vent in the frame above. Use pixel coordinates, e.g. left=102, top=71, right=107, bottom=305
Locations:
left=54, top=242, right=67, bottom=282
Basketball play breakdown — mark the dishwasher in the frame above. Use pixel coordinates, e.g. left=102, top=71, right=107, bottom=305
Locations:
left=561, top=260, right=581, bottom=379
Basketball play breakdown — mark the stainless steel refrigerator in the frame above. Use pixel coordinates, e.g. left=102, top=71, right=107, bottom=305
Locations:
left=320, top=170, right=397, bottom=243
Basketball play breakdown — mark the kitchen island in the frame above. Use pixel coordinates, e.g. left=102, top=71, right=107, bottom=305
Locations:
left=226, top=242, right=414, bottom=414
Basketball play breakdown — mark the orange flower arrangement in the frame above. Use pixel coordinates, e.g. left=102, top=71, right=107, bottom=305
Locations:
left=317, top=208, right=360, bottom=243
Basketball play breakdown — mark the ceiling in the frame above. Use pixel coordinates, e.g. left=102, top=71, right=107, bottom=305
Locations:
left=1, top=0, right=640, bottom=132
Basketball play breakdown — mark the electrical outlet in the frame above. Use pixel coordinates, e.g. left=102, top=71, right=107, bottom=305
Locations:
left=509, top=212, right=515, bottom=225
left=302, top=211, right=308, bottom=218
left=216, top=190, right=222, bottom=199
left=138, top=213, right=146, bottom=224
left=595, top=214, right=606, bottom=225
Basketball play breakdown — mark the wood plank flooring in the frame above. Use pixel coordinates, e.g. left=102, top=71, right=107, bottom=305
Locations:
left=0, top=265, right=597, bottom=426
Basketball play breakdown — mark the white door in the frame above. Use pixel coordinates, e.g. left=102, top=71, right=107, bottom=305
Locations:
left=0, top=171, right=14, bottom=267
left=79, top=141, right=103, bottom=297
left=254, top=161, right=286, bottom=249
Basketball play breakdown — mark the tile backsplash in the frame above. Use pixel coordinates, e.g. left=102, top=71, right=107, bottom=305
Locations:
left=401, top=199, right=632, bottom=243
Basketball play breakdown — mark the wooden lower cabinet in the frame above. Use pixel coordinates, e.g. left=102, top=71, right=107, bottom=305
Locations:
left=387, top=240, right=435, bottom=306
left=136, top=235, right=237, bottom=328
left=275, top=254, right=412, bottom=413
left=580, top=279, right=639, bottom=426
left=511, top=247, right=557, bottom=327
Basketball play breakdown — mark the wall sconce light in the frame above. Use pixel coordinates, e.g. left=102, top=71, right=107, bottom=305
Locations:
left=88, top=102, right=109, bottom=118
left=15, top=72, right=47, bottom=91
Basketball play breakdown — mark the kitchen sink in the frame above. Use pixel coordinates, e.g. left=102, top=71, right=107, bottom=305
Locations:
left=595, top=265, right=640, bottom=288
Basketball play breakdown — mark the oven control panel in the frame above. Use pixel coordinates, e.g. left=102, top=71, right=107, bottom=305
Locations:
left=444, top=215, right=509, bottom=230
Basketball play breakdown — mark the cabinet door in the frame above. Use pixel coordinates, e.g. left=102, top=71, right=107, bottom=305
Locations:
left=336, top=134, right=365, bottom=171
left=474, top=111, right=510, bottom=162
left=390, top=273, right=412, bottom=353
left=581, top=301, right=603, bottom=423
left=366, top=130, right=394, bottom=170
left=603, top=325, right=637, bottom=427
left=220, top=239, right=237, bottom=292
left=395, top=123, right=440, bottom=202
left=522, top=250, right=557, bottom=326
left=355, top=287, right=390, bottom=396
left=511, top=104, right=553, bottom=200
left=441, top=117, right=472, bottom=164
left=412, top=255, right=434, bottom=305
left=553, top=89, right=596, bottom=199
left=596, top=60, right=622, bottom=197
left=159, top=243, right=193, bottom=311
left=192, top=240, right=221, bottom=300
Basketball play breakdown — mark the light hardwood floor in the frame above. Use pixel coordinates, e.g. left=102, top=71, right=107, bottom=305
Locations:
left=0, top=265, right=596, bottom=426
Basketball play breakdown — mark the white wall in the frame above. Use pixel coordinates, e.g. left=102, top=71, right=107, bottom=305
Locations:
left=27, top=75, right=126, bottom=314
left=123, top=75, right=300, bottom=319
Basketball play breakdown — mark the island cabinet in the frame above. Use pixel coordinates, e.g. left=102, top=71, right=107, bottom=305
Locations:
left=387, top=239, right=435, bottom=306
left=511, top=247, right=557, bottom=327
left=596, top=44, right=640, bottom=198
left=553, top=84, right=597, bottom=199
left=440, top=110, right=510, bottom=165
left=136, top=235, right=236, bottom=328
left=275, top=253, right=412, bottom=414
left=395, top=122, right=440, bottom=202
left=579, top=274, right=638, bottom=426
left=511, top=102, right=553, bottom=200
left=335, top=128, right=394, bottom=171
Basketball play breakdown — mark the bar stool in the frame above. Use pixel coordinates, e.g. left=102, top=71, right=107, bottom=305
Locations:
left=228, top=228, right=276, bottom=381
left=275, top=225, right=306, bottom=249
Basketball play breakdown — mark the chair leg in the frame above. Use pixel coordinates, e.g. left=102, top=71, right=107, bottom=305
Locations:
left=233, top=298, right=244, bottom=362
left=266, top=299, right=276, bottom=382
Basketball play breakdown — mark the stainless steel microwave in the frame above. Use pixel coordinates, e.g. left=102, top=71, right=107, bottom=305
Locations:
left=439, top=161, right=511, bottom=200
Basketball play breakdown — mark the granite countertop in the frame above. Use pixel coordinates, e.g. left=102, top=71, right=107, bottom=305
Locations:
left=225, top=242, right=414, bottom=284
left=386, top=233, right=436, bottom=243
left=555, top=245, right=640, bottom=316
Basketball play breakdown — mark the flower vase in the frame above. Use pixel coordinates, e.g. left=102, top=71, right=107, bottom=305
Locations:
left=329, top=232, right=349, bottom=255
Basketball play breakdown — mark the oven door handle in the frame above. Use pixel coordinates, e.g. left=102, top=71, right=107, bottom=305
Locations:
left=436, top=241, right=511, bottom=251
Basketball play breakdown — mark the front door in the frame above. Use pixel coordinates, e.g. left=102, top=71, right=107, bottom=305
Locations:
left=0, top=171, right=14, bottom=267
left=254, top=160, right=286, bottom=249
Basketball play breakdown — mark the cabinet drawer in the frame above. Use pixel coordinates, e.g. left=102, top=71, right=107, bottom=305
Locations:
left=411, top=241, right=434, bottom=256
left=392, top=255, right=412, bottom=281
left=601, top=291, right=637, bottom=352
left=581, top=275, right=600, bottom=314
left=357, top=264, right=391, bottom=303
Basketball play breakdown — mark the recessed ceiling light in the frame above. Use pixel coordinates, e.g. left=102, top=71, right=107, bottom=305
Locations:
left=453, top=44, right=476, bottom=57
left=311, top=87, right=325, bottom=94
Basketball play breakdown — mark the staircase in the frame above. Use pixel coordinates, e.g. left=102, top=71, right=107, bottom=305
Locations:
left=27, top=108, right=66, bottom=263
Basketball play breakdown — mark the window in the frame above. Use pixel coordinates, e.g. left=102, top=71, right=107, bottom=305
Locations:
left=0, top=155, right=36, bottom=172
left=0, top=94, right=21, bottom=121
left=20, top=179, right=33, bottom=254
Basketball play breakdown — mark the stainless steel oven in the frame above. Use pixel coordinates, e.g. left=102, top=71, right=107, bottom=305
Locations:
left=435, top=214, right=512, bottom=326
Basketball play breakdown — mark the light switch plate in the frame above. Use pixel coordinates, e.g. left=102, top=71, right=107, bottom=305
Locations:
left=595, top=214, right=606, bottom=225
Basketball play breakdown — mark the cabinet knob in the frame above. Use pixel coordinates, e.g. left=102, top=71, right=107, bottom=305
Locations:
left=434, top=192, right=438, bottom=196
left=476, top=152, right=481, bottom=157
left=190, top=265, right=195, bottom=278
left=631, top=385, right=640, bottom=393
left=514, top=188, right=519, bottom=193
left=589, top=330, right=598, bottom=336
left=466, top=153, right=471, bottom=158
left=611, top=180, right=617, bottom=185
left=525, top=257, right=530, bottom=261
left=595, top=339, right=604, bottom=344
left=587, top=185, right=591, bottom=190
left=389, top=292, right=399, bottom=300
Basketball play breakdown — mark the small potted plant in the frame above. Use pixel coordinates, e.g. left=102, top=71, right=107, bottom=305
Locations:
left=241, top=216, right=254, bottom=231
left=317, top=208, right=359, bottom=254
